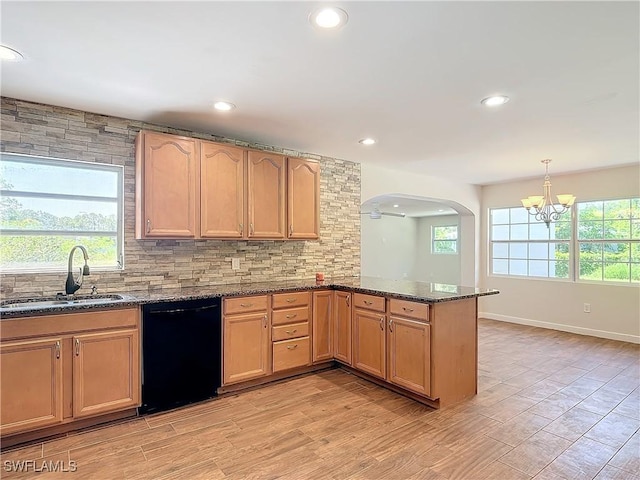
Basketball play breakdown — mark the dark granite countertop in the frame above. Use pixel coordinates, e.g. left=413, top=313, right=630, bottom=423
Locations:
left=0, top=277, right=499, bottom=319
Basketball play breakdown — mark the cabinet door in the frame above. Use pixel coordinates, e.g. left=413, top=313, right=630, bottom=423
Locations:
left=247, top=151, right=286, bottom=239
left=388, top=316, right=431, bottom=396
left=137, top=132, right=198, bottom=238
left=1, top=338, right=63, bottom=435
left=287, top=157, right=320, bottom=239
left=223, top=312, right=270, bottom=385
left=201, top=141, right=246, bottom=238
left=312, top=290, right=333, bottom=363
left=333, top=291, right=352, bottom=365
left=73, top=329, right=140, bottom=418
left=353, top=308, right=386, bottom=379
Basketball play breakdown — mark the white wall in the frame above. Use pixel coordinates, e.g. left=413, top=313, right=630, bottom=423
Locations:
left=361, top=164, right=481, bottom=286
left=479, top=164, right=640, bottom=343
left=415, top=215, right=461, bottom=284
left=361, top=215, right=418, bottom=279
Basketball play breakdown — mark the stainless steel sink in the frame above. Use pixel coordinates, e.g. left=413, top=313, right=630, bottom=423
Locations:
left=1, top=294, right=126, bottom=309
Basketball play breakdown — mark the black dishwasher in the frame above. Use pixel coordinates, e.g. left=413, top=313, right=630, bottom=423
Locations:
left=140, top=298, right=221, bottom=414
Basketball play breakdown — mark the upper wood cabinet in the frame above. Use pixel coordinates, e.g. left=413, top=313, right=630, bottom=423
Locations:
left=200, top=142, right=246, bottom=238
left=247, top=151, right=286, bottom=239
left=135, top=131, right=199, bottom=239
left=287, top=157, right=320, bottom=239
left=136, top=131, right=320, bottom=240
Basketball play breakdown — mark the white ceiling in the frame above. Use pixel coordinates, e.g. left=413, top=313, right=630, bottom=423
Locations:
left=1, top=1, right=638, bottom=185
left=362, top=195, right=457, bottom=218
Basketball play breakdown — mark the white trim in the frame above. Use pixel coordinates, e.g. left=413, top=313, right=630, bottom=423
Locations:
left=479, top=312, right=640, bottom=344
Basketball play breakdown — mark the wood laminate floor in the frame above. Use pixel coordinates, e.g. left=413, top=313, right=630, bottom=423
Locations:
left=2, top=319, right=639, bottom=480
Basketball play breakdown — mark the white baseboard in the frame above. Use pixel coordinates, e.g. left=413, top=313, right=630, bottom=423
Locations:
left=479, top=312, right=640, bottom=345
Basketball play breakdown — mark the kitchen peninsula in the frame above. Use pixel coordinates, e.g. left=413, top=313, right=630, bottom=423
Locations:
left=0, top=277, right=498, bottom=446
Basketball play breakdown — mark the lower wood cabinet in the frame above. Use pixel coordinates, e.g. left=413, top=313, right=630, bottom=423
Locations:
left=333, top=291, right=352, bottom=365
left=0, top=308, right=140, bottom=438
left=223, top=309, right=270, bottom=385
left=0, top=337, right=64, bottom=436
left=387, top=316, right=431, bottom=396
left=312, top=290, right=333, bottom=363
left=73, top=329, right=140, bottom=418
left=352, top=307, right=386, bottom=379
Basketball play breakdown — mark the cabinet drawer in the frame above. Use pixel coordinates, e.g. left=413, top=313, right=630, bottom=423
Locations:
left=273, top=337, right=310, bottom=372
left=272, top=322, right=309, bottom=341
left=389, top=299, right=429, bottom=321
left=353, top=293, right=385, bottom=313
left=272, top=306, right=309, bottom=326
left=272, top=291, right=310, bottom=309
left=224, top=296, right=268, bottom=315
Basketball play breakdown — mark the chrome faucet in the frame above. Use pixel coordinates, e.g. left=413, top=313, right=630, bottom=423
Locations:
left=65, top=245, right=90, bottom=295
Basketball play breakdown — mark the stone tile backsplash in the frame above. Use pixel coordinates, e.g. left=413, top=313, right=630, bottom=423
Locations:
left=0, top=97, right=361, bottom=298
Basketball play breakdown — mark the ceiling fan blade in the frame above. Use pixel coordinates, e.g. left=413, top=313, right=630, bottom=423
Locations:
left=382, top=212, right=406, bottom=218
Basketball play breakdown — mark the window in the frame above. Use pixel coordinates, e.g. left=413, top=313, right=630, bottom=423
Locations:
left=432, top=225, right=458, bottom=254
left=490, top=207, right=570, bottom=278
left=577, top=199, right=640, bottom=282
left=0, top=153, right=124, bottom=272
left=489, top=197, right=639, bottom=283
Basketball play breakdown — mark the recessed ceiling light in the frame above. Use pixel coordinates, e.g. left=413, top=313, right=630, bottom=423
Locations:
left=310, top=7, right=348, bottom=29
left=0, top=45, right=24, bottom=61
left=213, top=101, right=236, bottom=112
left=359, top=138, right=376, bottom=146
left=481, top=95, right=510, bottom=107
left=393, top=204, right=400, bottom=208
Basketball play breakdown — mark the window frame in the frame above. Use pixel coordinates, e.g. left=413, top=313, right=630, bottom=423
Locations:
left=431, top=224, right=459, bottom=255
left=488, top=196, right=639, bottom=285
left=0, top=152, right=125, bottom=273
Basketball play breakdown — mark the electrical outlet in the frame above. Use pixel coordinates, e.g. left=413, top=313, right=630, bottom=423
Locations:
left=231, top=258, right=240, bottom=270
left=584, top=303, right=591, bottom=313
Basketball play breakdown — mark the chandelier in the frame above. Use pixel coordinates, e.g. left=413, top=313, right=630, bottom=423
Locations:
left=521, top=159, right=576, bottom=228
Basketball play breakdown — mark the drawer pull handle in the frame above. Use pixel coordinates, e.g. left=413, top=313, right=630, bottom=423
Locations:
left=287, top=344, right=298, bottom=350
left=286, top=298, right=296, bottom=303
left=240, top=303, right=253, bottom=308
left=363, top=300, right=373, bottom=305
left=285, top=329, right=297, bottom=334
left=75, top=338, right=80, bottom=356
left=239, top=223, right=243, bottom=235
left=146, top=219, right=151, bottom=234
left=388, top=318, right=394, bottom=333
left=379, top=317, right=384, bottom=330
left=263, top=315, right=267, bottom=328
left=55, top=341, right=61, bottom=359
left=346, top=295, right=350, bottom=307
left=402, top=307, right=414, bottom=312
left=285, top=314, right=297, bottom=319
